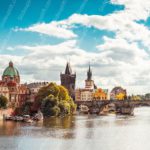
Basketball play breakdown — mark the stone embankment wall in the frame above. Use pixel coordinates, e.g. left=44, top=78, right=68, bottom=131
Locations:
left=0, top=108, right=14, bottom=120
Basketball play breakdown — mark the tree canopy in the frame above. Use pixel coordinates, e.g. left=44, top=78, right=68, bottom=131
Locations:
left=115, top=93, right=125, bottom=100
left=145, top=93, right=150, bottom=100
left=35, top=83, right=76, bottom=117
left=0, top=95, right=8, bottom=109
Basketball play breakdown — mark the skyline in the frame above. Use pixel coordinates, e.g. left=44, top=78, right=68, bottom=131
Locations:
left=0, top=60, right=148, bottom=96
left=1, top=0, right=150, bottom=94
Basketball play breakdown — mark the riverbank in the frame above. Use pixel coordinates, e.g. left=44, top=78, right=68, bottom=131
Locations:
left=0, top=108, right=14, bottom=120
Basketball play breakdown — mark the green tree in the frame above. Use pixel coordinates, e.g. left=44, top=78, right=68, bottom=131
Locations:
left=35, top=82, right=76, bottom=117
left=36, top=83, right=60, bottom=106
left=0, top=95, right=8, bottom=109
left=145, top=93, right=150, bottom=100
left=41, top=94, right=60, bottom=116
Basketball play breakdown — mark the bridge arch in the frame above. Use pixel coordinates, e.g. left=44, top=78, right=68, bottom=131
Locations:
left=76, top=100, right=150, bottom=115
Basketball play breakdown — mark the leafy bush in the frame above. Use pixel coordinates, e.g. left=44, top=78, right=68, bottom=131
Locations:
left=0, top=95, right=8, bottom=109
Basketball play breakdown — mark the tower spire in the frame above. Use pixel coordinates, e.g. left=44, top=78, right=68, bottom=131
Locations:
left=65, top=62, right=72, bottom=75
left=87, top=63, right=92, bottom=80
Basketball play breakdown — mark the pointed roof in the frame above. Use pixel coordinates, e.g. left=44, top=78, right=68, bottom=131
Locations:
left=65, top=62, right=72, bottom=75
left=87, top=64, right=92, bottom=80
left=88, top=64, right=91, bottom=73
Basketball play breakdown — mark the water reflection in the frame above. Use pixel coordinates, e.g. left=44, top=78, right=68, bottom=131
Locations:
left=43, top=116, right=76, bottom=129
left=0, top=107, right=150, bottom=150
left=0, top=121, right=21, bottom=136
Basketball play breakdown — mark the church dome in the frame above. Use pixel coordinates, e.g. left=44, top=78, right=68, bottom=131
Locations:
left=3, top=61, right=19, bottom=77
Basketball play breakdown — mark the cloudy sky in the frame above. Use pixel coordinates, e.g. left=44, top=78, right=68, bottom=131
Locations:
left=1, top=0, right=150, bottom=94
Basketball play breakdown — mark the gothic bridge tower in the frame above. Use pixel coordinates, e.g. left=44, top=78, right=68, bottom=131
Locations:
left=60, top=62, right=76, bottom=100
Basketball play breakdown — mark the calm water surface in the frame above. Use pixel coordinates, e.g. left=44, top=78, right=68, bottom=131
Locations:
left=0, top=107, right=150, bottom=150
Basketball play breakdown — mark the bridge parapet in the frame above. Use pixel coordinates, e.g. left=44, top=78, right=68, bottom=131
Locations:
left=76, top=99, right=150, bottom=106
left=75, top=99, right=150, bottom=115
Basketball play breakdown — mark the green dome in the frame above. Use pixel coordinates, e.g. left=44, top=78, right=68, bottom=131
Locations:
left=3, top=61, right=19, bottom=77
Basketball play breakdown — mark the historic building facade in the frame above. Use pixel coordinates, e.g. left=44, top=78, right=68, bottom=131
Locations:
left=75, top=65, right=96, bottom=102
left=75, top=88, right=93, bottom=101
left=60, top=62, right=76, bottom=100
left=0, top=61, right=30, bottom=107
left=93, top=88, right=108, bottom=100
left=75, top=65, right=108, bottom=102
left=27, top=82, right=49, bottom=102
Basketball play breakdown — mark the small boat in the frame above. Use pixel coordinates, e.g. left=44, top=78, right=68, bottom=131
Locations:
left=79, top=105, right=89, bottom=114
left=33, top=110, right=43, bottom=121
left=4, top=115, right=14, bottom=121
left=15, top=116, right=24, bottom=121
left=22, top=115, right=34, bottom=123
left=25, top=119, right=34, bottom=123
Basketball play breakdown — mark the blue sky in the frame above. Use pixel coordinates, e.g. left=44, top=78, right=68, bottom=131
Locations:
left=0, top=0, right=124, bottom=28
left=1, top=0, right=150, bottom=94
left=0, top=0, right=123, bottom=51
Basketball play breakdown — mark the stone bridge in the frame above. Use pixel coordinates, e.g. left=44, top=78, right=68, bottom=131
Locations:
left=76, top=100, right=150, bottom=115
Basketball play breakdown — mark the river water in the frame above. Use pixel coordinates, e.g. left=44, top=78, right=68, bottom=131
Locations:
left=0, top=107, right=150, bottom=150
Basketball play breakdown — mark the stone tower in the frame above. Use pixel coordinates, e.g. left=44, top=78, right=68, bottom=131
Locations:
left=60, top=62, right=76, bottom=100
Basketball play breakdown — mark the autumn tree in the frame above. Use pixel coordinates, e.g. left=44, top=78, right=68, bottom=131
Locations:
left=130, top=95, right=141, bottom=100
left=35, top=83, right=76, bottom=117
left=115, top=93, right=125, bottom=100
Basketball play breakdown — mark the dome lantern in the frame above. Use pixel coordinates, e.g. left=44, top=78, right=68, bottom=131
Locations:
left=9, top=61, right=13, bottom=67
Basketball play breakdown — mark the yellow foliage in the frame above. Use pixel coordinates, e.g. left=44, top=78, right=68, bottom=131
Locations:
left=115, top=93, right=125, bottom=100
left=131, top=96, right=141, bottom=100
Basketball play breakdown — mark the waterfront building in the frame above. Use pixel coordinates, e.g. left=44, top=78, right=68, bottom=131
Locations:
left=0, top=61, right=30, bottom=107
left=27, top=82, right=49, bottom=102
left=110, top=86, right=127, bottom=100
left=60, top=62, right=76, bottom=100
left=75, top=65, right=108, bottom=103
left=75, top=65, right=96, bottom=102
left=93, top=88, right=108, bottom=100
left=75, top=88, right=93, bottom=101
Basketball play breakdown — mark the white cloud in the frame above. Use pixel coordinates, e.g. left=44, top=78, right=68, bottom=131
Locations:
left=14, top=22, right=77, bottom=39
left=19, top=0, right=150, bottom=48
left=3, top=37, right=150, bottom=95
left=9, top=0, right=150, bottom=94
left=15, top=0, right=150, bottom=47
left=3, top=40, right=96, bottom=83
